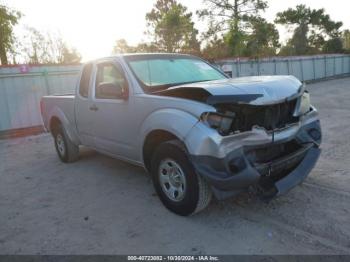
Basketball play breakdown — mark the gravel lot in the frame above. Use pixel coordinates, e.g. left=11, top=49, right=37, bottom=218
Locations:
left=1, top=77, right=350, bottom=255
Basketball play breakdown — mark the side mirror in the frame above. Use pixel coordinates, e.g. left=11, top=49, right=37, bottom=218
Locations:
left=96, top=82, right=128, bottom=100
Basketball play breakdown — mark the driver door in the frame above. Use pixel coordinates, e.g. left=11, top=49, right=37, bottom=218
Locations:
left=90, top=61, right=135, bottom=159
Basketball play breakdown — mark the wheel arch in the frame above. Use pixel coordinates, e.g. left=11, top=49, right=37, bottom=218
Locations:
left=47, top=107, right=81, bottom=146
left=139, top=108, right=199, bottom=172
left=49, top=116, right=62, bottom=135
left=142, top=130, right=183, bottom=173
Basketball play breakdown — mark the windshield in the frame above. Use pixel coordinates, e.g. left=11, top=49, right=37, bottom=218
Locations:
left=126, top=55, right=227, bottom=91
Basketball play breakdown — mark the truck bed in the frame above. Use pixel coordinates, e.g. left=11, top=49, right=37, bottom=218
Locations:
left=41, top=95, right=76, bottom=132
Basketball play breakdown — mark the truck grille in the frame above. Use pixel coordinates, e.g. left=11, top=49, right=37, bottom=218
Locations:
left=222, top=98, right=299, bottom=132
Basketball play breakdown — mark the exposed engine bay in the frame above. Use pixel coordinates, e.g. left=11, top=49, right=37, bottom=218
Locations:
left=207, top=98, right=300, bottom=135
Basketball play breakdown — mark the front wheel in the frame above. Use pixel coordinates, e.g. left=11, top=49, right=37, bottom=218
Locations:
left=151, top=140, right=212, bottom=216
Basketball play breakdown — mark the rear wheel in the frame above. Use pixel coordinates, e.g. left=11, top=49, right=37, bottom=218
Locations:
left=151, top=140, right=212, bottom=216
left=53, top=124, right=79, bottom=163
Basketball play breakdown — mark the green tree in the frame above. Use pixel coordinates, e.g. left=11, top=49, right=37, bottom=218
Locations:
left=275, top=5, right=343, bottom=55
left=201, top=36, right=231, bottom=60
left=59, top=46, right=81, bottom=64
left=112, top=39, right=137, bottom=54
left=112, top=39, right=159, bottom=54
left=146, top=0, right=200, bottom=53
left=0, top=5, right=21, bottom=65
left=198, top=0, right=268, bottom=56
left=243, top=17, right=280, bottom=57
left=323, top=38, right=343, bottom=53
left=22, top=27, right=81, bottom=64
left=134, top=43, right=159, bottom=53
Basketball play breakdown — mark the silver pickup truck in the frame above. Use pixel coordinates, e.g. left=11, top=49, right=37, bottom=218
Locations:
left=41, top=53, right=322, bottom=216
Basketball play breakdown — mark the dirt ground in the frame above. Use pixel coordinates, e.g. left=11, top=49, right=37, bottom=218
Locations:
left=1, top=77, right=350, bottom=255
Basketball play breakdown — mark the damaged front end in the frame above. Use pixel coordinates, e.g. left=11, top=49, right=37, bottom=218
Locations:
left=200, top=97, right=299, bottom=136
left=185, top=89, right=321, bottom=201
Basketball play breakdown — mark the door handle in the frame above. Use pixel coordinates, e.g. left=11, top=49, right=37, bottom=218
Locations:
left=89, top=104, right=99, bottom=111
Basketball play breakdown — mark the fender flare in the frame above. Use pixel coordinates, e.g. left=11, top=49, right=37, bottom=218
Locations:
left=47, top=106, right=81, bottom=145
left=138, top=108, right=199, bottom=162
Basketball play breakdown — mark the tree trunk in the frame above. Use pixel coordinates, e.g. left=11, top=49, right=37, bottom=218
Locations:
left=231, top=0, right=240, bottom=55
left=0, top=43, right=8, bottom=65
left=233, top=0, right=239, bottom=33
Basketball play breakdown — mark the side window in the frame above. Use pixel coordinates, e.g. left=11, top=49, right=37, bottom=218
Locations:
left=79, top=63, right=93, bottom=98
left=95, top=63, right=127, bottom=99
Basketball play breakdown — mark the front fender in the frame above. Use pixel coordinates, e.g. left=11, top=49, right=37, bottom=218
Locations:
left=138, top=108, right=200, bottom=159
left=47, top=106, right=81, bottom=145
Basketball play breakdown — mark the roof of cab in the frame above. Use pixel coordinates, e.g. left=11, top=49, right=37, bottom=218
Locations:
left=87, top=53, right=197, bottom=64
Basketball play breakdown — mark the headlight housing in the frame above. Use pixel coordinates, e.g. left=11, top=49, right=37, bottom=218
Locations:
left=200, top=112, right=235, bottom=135
left=298, top=91, right=311, bottom=115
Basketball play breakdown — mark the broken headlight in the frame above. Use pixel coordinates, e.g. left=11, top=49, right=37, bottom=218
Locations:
left=200, top=112, right=235, bottom=135
left=298, top=91, right=311, bottom=115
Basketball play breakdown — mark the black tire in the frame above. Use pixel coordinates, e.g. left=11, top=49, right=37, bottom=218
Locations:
left=53, top=124, right=79, bottom=163
left=151, top=140, right=212, bottom=216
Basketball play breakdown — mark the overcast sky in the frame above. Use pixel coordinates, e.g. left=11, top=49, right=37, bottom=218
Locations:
left=2, top=0, right=350, bottom=61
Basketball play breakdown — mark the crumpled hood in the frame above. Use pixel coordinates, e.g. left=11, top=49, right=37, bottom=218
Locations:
left=156, top=75, right=303, bottom=106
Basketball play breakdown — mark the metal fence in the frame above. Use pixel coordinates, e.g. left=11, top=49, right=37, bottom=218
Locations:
left=216, top=54, right=350, bottom=81
left=0, top=65, right=81, bottom=132
left=1, top=54, right=350, bottom=133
